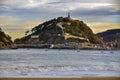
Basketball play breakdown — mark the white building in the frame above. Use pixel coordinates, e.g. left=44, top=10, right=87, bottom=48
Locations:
left=31, top=35, right=39, bottom=39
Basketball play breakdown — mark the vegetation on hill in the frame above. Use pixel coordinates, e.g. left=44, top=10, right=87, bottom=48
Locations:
left=15, top=17, right=102, bottom=44
left=0, top=28, right=13, bottom=49
left=97, top=29, right=120, bottom=42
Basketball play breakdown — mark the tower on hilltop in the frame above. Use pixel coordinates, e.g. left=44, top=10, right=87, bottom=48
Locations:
left=68, top=12, right=70, bottom=18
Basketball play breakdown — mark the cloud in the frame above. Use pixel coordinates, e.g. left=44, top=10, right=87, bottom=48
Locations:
left=0, top=17, right=43, bottom=40
left=0, top=0, right=118, bottom=10
left=0, top=0, right=60, bottom=9
left=0, top=0, right=119, bottom=18
left=0, top=15, right=43, bottom=30
left=0, top=15, right=20, bottom=27
left=50, top=0, right=114, bottom=4
left=72, top=7, right=119, bottom=15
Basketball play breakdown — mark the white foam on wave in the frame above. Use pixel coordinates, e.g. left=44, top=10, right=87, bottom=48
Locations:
left=0, top=49, right=120, bottom=77
left=0, top=64, right=120, bottom=74
left=0, top=70, right=120, bottom=78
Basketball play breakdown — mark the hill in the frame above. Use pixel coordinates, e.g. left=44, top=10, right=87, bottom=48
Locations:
left=0, top=28, right=14, bottom=49
left=97, top=29, right=120, bottom=42
left=14, top=17, right=102, bottom=44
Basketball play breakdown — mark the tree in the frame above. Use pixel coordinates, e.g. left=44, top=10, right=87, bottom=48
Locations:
left=0, top=28, right=2, bottom=31
left=25, top=30, right=29, bottom=35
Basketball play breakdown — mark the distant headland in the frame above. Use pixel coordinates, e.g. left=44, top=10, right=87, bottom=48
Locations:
left=0, top=28, right=14, bottom=49
left=12, top=14, right=105, bottom=49
left=14, top=15, right=102, bottom=43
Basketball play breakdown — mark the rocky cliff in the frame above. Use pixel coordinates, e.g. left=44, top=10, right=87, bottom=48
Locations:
left=0, top=28, right=14, bottom=49
left=15, top=17, right=102, bottom=44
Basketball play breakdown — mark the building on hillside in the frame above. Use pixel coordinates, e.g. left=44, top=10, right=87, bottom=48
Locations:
left=31, top=35, right=39, bottom=39
left=29, top=35, right=40, bottom=44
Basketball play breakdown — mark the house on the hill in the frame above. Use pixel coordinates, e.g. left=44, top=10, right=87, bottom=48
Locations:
left=28, top=35, right=40, bottom=44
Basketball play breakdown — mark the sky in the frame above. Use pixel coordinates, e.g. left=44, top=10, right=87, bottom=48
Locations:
left=0, top=0, right=120, bottom=40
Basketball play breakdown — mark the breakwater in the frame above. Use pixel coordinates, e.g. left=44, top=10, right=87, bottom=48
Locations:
left=14, top=43, right=115, bottom=50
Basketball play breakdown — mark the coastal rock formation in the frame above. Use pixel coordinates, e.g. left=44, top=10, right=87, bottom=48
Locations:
left=15, top=17, right=102, bottom=44
left=0, top=28, right=14, bottom=49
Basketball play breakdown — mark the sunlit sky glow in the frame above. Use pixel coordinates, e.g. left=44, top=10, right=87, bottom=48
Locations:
left=0, top=0, right=120, bottom=40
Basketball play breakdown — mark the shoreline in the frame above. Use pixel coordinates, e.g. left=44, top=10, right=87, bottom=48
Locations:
left=0, top=77, right=120, bottom=80
left=13, top=43, right=120, bottom=50
left=0, top=47, right=120, bottom=50
left=1, top=42, right=119, bottom=50
left=18, top=47, right=107, bottom=50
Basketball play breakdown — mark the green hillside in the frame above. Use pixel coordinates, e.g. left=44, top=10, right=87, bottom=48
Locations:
left=15, top=17, right=102, bottom=44
left=97, top=29, right=120, bottom=42
left=0, top=28, right=13, bottom=49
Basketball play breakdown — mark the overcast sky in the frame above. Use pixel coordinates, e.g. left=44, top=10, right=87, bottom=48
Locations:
left=0, top=0, right=120, bottom=40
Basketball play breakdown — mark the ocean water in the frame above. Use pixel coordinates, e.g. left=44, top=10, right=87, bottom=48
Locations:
left=0, top=49, right=120, bottom=77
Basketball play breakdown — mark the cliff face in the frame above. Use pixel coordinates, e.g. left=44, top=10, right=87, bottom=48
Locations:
left=97, top=29, right=120, bottom=42
left=15, top=17, right=102, bottom=44
left=0, top=28, right=13, bottom=49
